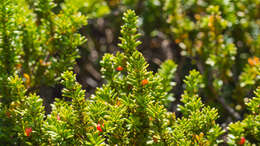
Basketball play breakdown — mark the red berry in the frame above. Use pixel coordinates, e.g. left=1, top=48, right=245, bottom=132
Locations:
left=239, top=137, right=246, bottom=145
left=57, top=114, right=61, bottom=121
left=116, top=66, right=123, bottom=71
left=141, top=79, right=148, bottom=86
left=97, top=124, right=102, bottom=132
left=25, top=127, right=32, bottom=137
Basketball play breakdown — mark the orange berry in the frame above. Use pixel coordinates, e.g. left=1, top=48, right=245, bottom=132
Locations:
left=116, top=66, right=123, bottom=71
left=39, top=59, right=44, bottom=65
left=116, top=100, right=121, bottom=106
left=175, top=39, right=181, bottom=44
left=248, top=56, right=259, bottom=66
left=23, top=73, right=29, bottom=79
left=208, top=15, right=214, bottom=28
left=23, top=73, right=30, bottom=87
left=141, top=79, right=148, bottom=86
left=16, top=63, right=22, bottom=69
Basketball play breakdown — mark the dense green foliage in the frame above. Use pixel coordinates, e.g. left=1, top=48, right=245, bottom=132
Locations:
left=0, top=0, right=87, bottom=104
left=0, top=0, right=259, bottom=145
